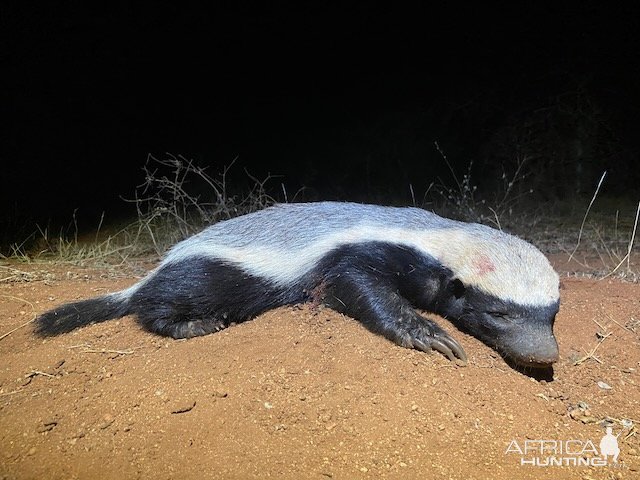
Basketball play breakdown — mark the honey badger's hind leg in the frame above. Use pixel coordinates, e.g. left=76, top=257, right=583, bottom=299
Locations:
left=141, top=311, right=228, bottom=339
left=322, top=268, right=467, bottom=363
left=128, top=257, right=300, bottom=339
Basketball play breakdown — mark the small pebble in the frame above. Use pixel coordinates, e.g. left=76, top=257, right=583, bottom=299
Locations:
left=37, top=419, right=58, bottom=433
left=99, top=414, right=115, bottom=429
left=171, top=401, right=196, bottom=414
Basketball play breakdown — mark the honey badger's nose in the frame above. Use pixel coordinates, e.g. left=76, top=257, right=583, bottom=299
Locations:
left=509, top=333, right=559, bottom=367
left=528, top=340, right=559, bottom=366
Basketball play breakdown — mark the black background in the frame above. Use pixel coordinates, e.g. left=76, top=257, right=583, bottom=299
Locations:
left=3, top=2, right=640, bottom=240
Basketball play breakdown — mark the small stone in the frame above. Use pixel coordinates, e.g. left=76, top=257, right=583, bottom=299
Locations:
left=359, top=467, right=368, bottom=472
left=170, top=401, right=196, bottom=414
left=99, top=414, right=115, bottom=429
left=37, top=419, right=58, bottom=433
left=26, top=447, right=36, bottom=456
left=580, top=416, right=598, bottom=424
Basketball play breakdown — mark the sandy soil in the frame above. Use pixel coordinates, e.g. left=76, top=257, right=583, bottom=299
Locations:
left=1, top=254, right=639, bottom=480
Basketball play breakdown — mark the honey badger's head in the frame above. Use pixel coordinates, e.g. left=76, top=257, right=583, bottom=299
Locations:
left=440, top=279, right=560, bottom=367
left=434, top=226, right=560, bottom=368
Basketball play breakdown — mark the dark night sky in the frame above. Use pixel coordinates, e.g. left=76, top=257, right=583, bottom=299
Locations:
left=2, top=2, right=640, bottom=239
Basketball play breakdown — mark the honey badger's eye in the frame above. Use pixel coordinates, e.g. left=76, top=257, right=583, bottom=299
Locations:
left=488, top=311, right=509, bottom=319
left=450, top=278, right=465, bottom=299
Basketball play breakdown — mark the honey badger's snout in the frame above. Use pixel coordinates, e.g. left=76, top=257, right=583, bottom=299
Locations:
left=471, top=302, right=560, bottom=368
left=506, top=303, right=560, bottom=367
left=503, top=327, right=559, bottom=367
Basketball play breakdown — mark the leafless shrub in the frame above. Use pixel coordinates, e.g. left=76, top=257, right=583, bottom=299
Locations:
left=123, top=154, right=275, bottom=255
left=8, top=154, right=277, bottom=264
left=430, top=142, right=533, bottom=228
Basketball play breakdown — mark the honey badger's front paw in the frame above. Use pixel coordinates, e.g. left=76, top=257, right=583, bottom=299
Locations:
left=408, top=318, right=467, bottom=365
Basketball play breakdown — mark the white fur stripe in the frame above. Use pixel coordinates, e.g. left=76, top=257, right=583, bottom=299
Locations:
left=164, top=224, right=559, bottom=306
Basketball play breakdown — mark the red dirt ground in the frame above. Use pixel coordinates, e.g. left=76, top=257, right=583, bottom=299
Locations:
left=1, top=254, right=639, bottom=479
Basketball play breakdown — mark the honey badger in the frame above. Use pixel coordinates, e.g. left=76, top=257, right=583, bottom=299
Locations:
left=36, top=202, right=560, bottom=367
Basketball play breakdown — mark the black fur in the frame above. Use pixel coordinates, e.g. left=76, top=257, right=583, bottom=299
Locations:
left=309, top=242, right=466, bottom=359
left=140, top=242, right=464, bottom=356
left=35, top=296, right=129, bottom=335
left=128, top=257, right=304, bottom=338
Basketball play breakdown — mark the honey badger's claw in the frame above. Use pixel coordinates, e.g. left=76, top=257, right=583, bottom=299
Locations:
left=438, top=334, right=467, bottom=364
left=412, top=334, right=467, bottom=365
left=431, top=338, right=457, bottom=362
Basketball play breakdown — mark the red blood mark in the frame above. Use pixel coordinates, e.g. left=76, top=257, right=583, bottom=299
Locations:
left=473, top=255, right=496, bottom=276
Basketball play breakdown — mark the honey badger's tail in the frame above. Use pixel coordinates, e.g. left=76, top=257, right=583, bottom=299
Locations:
left=35, top=292, right=131, bottom=336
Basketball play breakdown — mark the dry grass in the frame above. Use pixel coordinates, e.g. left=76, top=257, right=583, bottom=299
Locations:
left=3, top=153, right=638, bottom=282
left=3, top=154, right=275, bottom=270
left=428, top=151, right=639, bottom=280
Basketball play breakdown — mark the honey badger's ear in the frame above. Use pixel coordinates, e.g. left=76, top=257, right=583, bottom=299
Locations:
left=449, top=278, right=466, bottom=299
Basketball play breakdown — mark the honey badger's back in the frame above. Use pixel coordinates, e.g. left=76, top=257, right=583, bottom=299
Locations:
left=163, top=202, right=454, bottom=261
left=162, top=202, right=558, bottom=305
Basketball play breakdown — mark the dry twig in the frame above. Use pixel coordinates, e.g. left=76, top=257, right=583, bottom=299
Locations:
left=68, top=344, right=134, bottom=355
left=569, top=171, right=607, bottom=262
left=573, top=331, right=611, bottom=366
left=0, top=295, right=36, bottom=341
